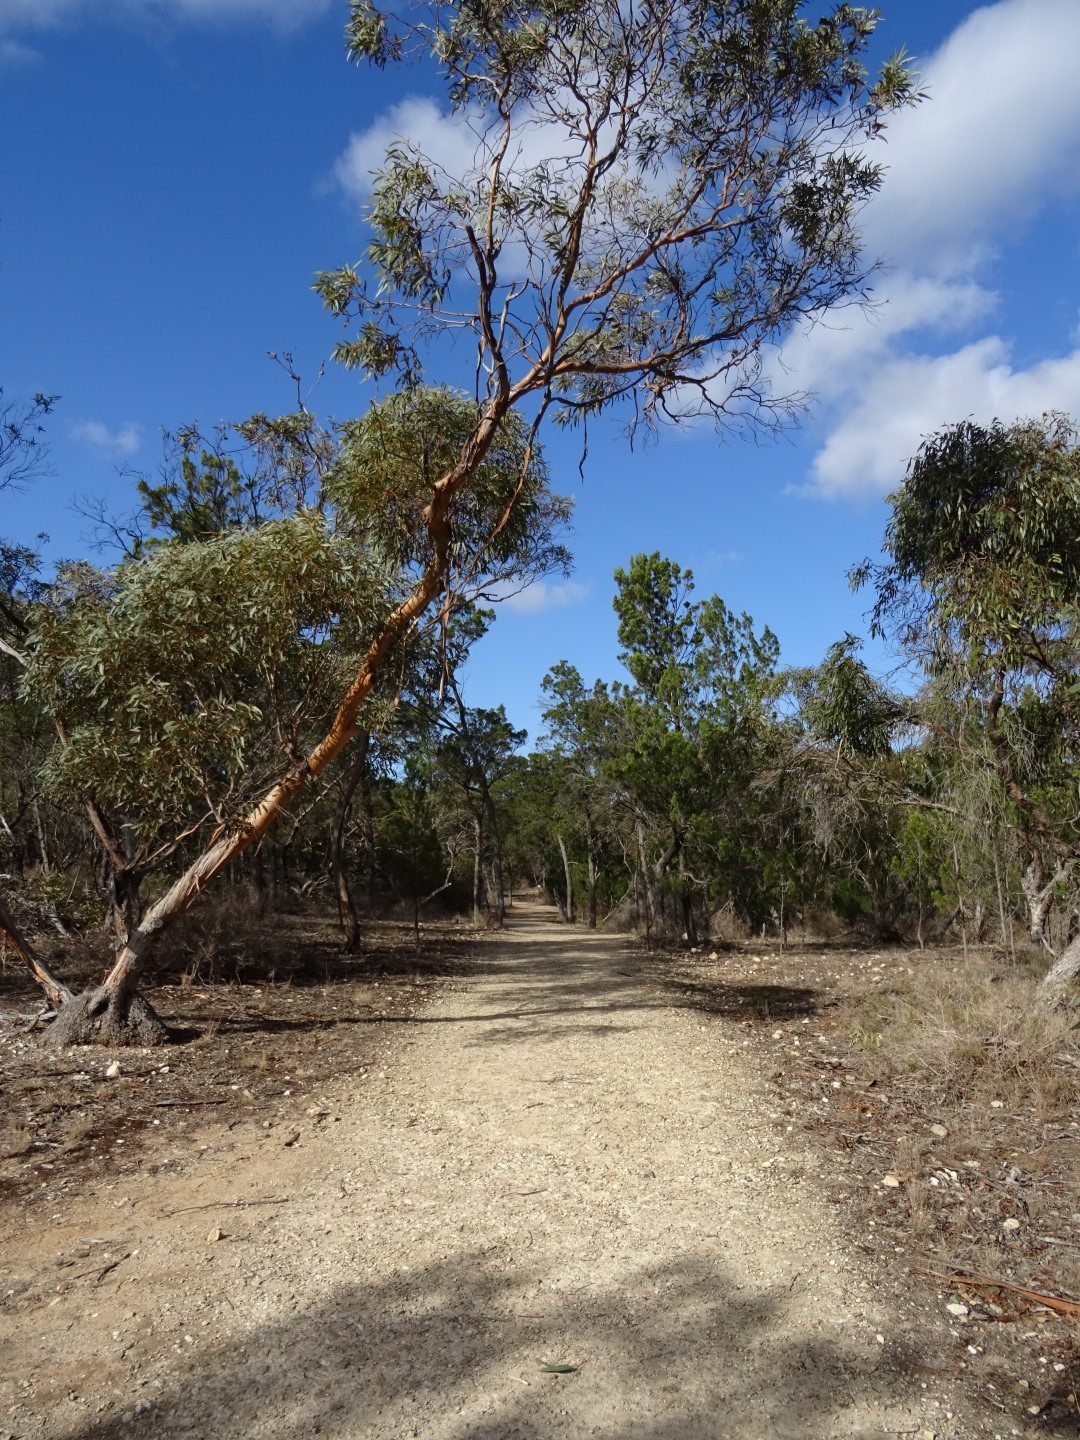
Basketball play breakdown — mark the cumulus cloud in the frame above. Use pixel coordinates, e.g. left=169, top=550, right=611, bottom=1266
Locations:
left=334, top=97, right=485, bottom=203
left=0, top=36, right=42, bottom=64
left=863, top=0, right=1080, bottom=276
left=806, top=340, right=1080, bottom=500
left=71, top=419, right=142, bottom=458
left=495, top=580, right=591, bottom=616
left=779, top=0, right=1080, bottom=499
left=0, top=0, right=331, bottom=38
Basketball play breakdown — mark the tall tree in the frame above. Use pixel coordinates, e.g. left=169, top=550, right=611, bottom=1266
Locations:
left=855, top=413, right=1080, bottom=1003
left=26, top=2, right=915, bottom=1041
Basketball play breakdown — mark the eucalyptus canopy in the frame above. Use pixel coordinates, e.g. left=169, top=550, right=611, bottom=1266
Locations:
left=855, top=414, right=1080, bottom=995
left=321, top=0, right=915, bottom=437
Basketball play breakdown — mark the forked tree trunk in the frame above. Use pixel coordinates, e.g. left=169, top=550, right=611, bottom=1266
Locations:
left=40, top=447, right=479, bottom=1047
left=1020, top=857, right=1065, bottom=952
left=1038, top=933, right=1080, bottom=1009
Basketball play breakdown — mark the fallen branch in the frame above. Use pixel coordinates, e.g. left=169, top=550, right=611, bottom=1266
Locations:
left=153, top=1097, right=230, bottom=1108
left=914, top=1264, right=1080, bottom=1318
left=161, top=1196, right=291, bottom=1217
left=72, top=1251, right=132, bottom=1283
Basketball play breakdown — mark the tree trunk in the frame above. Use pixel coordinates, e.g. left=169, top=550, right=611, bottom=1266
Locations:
left=678, top=848, right=697, bottom=946
left=1037, top=933, right=1080, bottom=1009
left=330, top=731, right=370, bottom=954
left=0, top=888, right=72, bottom=1010
left=472, top=816, right=484, bottom=923
left=31, top=798, right=50, bottom=876
left=481, top=784, right=505, bottom=928
left=557, top=831, right=573, bottom=923
left=42, top=475, right=467, bottom=1046
left=36, top=392, right=521, bottom=1044
left=635, top=821, right=655, bottom=945
left=1021, top=858, right=1061, bottom=951
left=585, top=820, right=597, bottom=929
left=108, top=865, right=145, bottom=954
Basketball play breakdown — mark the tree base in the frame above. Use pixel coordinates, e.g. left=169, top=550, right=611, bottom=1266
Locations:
left=43, top=986, right=172, bottom=1049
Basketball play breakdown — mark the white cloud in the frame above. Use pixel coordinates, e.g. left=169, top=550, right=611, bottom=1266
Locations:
left=0, top=35, right=41, bottom=63
left=0, top=0, right=74, bottom=31
left=71, top=419, right=142, bottom=458
left=864, top=0, right=1080, bottom=275
left=496, top=580, right=590, bottom=616
left=334, top=97, right=484, bottom=203
left=0, top=0, right=330, bottom=37
left=772, top=272, right=996, bottom=400
left=773, top=0, right=1080, bottom=499
left=805, top=339, right=1080, bottom=500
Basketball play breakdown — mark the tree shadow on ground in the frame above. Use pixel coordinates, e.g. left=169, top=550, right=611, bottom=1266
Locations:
left=660, top=976, right=827, bottom=1023
left=46, top=1242, right=925, bottom=1440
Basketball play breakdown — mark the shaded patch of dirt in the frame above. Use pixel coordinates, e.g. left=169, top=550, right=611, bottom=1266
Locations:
left=645, top=938, right=1080, bottom=1437
left=0, top=910, right=480, bottom=1211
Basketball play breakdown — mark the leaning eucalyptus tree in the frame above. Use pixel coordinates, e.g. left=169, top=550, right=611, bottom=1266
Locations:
left=26, top=390, right=567, bottom=1043
left=33, top=0, right=914, bottom=1043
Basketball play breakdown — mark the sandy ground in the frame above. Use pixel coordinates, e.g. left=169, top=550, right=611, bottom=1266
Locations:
left=0, top=901, right=969, bottom=1440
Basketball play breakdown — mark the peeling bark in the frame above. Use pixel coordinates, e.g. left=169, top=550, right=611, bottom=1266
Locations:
left=1037, top=933, right=1080, bottom=1009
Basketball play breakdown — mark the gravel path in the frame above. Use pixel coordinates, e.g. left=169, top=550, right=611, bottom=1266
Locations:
left=4, top=902, right=961, bottom=1440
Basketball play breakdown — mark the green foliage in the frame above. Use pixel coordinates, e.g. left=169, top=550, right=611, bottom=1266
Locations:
left=0, top=390, right=57, bottom=495
left=25, top=514, right=390, bottom=844
left=858, top=413, right=1080, bottom=675
left=799, top=635, right=901, bottom=758
left=378, top=772, right=447, bottom=902
left=136, top=411, right=331, bottom=549
left=318, top=0, right=917, bottom=431
left=329, top=386, right=572, bottom=584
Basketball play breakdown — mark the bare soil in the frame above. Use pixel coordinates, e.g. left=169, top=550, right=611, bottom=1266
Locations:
left=0, top=902, right=1075, bottom=1439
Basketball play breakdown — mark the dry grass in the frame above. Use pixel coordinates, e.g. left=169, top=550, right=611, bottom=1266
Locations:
left=841, top=951, right=1079, bottom=1116
left=649, top=937, right=1080, bottom=1428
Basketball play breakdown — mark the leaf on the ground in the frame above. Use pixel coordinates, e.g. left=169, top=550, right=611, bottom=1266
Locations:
left=539, top=1362, right=576, bottom=1374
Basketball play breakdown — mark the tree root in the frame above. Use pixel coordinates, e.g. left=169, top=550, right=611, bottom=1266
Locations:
left=43, top=985, right=172, bottom=1049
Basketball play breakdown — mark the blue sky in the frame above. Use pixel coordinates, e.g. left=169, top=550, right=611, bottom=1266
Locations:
left=3, top=0, right=1080, bottom=743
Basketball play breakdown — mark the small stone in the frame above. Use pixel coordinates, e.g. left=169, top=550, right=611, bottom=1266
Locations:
left=282, top=1130, right=301, bottom=1147
left=990, top=1100, right=1004, bottom=1109
left=929, top=1123, right=948, bottom=1138
left=882, top=1174, right=902, bottom=1188
left=946, top=1302, right=969, bottom=1319
left=105, top=1061, right=121, bottom=1079
left=206, top=1228, right=223, bottom=1243
left=1002, top=1217, right=1020, bottom=1231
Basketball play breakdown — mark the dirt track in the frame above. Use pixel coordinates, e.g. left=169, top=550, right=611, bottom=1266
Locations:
left=1, top=901, right=966, bottom=1440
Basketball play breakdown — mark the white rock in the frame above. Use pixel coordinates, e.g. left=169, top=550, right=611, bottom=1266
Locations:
left=105, top=1061, right=121, bottom=1079
left=929, top=1123, right=947, bottom=1138
left=882, top=1174, right=902, bottom=1188
left=945, top=1302, right=969, bottom=1319
left=1002, top=1217, right=1020, bottom=1231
